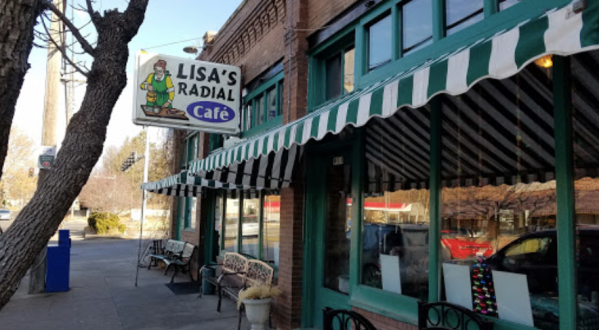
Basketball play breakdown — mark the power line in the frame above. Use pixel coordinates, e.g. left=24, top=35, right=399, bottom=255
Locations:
left=142, top=37, right=202, bottom=51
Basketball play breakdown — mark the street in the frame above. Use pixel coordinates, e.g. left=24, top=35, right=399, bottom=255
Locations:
left=0, top=238, right=244, bottom=330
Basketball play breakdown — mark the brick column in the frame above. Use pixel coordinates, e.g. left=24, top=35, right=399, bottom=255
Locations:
left=283, top=0, right=309, bottom=124
left=274, top=180, right=305, bottom=329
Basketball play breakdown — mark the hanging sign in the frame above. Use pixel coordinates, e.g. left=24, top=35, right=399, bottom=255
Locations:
left=132, top=52, right=241, bottom=134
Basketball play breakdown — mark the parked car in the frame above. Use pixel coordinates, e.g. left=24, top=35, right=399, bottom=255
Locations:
left=0, top=209, right=11, bottom=221
left=441, top=230, right=494, bottom=259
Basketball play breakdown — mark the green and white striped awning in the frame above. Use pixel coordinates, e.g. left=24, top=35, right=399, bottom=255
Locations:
left=190, top=0, right=599, bottom=175
left=141, top=171, right=259, bottom=197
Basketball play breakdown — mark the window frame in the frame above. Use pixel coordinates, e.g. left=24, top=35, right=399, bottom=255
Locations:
left=242, top=71, right=285, bottom=139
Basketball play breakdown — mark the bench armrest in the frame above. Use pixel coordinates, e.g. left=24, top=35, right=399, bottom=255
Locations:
left=216, top=271, right=246, bottom=284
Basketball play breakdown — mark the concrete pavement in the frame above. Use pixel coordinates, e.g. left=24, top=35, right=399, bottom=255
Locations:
left=0, top=239, right=248, bottom=330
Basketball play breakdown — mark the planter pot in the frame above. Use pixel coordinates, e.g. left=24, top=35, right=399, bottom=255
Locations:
left=243, top=297, right=272, bottom=330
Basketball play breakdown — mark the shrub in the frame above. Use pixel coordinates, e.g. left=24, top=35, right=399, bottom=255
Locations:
left=118, top=224, right=127, bottom=234
left=237, top=284, right=281, bottom=309
left=88, top=212, right=122, bottom=235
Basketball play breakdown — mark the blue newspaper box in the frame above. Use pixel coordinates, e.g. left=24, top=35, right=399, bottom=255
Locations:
left=46, top=230, right=71, bottom=292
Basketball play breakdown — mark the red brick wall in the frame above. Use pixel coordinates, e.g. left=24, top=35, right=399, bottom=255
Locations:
left=307, top=0, right=359, bottom=31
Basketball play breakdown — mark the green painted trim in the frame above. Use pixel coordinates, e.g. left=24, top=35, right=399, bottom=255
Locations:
left=240, top=116, right=283, bottom=139
left=392, top=4, right=401, bottom=60
left=354, top=26, right=367, bottom=88
left=350, top=285, right=418, bottom=325
left=237, top=196, right=243, bottom=253
left=350, top=128, right=365, bottom=294
left=258, top=192, right=265, bottom=260
left=484, top=0, right=498, bottom=17
left=432, top=0, right=444, bottom=41
left=204, top=191, right=216, bottom=263
left=553, top=55, right=577, bottom=330
left=428, top=97, right=442, bottom=303
left=175, top=197, right=183, bottom=240
left=243, top=72, right=284, bottom=103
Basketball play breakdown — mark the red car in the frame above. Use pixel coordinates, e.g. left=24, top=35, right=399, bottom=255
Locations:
left=441, top=230, right=494, bottom=259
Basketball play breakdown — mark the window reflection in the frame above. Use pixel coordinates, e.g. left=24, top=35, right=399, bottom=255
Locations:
left=326, top=53, right=342, bottom=100
left=361, top=106, right=431, bottom=301
left=368, top=15, right=392, bottom=70
left=402, top=0, right=433, bottom=55
left=256, top=96, right=265, bottom=127
left=446, top=0, right=484, bottom=35
left=244, top=103, right=252, bottom=131
left=344, top=47, right=355, bottom=93
left=241, top=197, right=261, bottom=257
left=440, top=63, right=558, bottom=329
left=499, top=0, right=519, bottom=11
left=224, top=197, right=239, bottom=252
left=213, top=193, right=223, bottom=260
left=266, top=88, right=277, bottom=121
left=571, top=50, right=599, bottom=328
left=263, top=195, right=280, bottom=266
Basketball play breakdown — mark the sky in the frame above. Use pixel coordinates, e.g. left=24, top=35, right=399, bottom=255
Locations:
left=13, top=0, right=243, bottom=158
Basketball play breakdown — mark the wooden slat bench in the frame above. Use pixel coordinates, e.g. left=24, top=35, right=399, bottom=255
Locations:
left=147, top=239, right=196, bottom=283
left=199, top=252, right=274, bottom=330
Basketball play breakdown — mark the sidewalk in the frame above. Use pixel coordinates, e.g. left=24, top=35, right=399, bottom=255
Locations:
left=0, top=239, right=247, bottom=330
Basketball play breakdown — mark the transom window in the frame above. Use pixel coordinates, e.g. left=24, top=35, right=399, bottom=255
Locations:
left=402, top=0, right=433, bottom=55
left=325, top=46, right=356, bottom=101
left=242, top=71, right=284, bottom=135
left=445, top=0, right=484, bottom=35
left=368, top=14, right=393, bottom=71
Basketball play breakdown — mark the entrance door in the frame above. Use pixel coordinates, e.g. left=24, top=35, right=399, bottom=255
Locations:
left=304, top=150, right=353, bottom=327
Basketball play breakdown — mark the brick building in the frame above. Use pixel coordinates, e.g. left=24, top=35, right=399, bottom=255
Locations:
left=144, top=0, right=599, bottom=329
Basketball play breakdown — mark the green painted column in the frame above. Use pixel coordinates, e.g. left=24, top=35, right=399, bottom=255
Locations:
left=392, top=4, right=401, bottom=60
left=428, top=97, right=442, bottom=303
left=553, top=55, right=577, bottom=330
left=484, top=0, right=498, bottom=17
left=355, top=26, right=366, bottom=80
left=432, top=0, right=445, bottom=42
left=350, top=128, right=365, bottom=294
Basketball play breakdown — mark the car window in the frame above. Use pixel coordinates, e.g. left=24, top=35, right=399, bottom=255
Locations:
left=580, top=235, right=599, bottom=268
left=505, top=237, right=552, bottom=257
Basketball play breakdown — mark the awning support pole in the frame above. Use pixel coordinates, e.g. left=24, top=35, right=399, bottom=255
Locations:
left=135, top=126, right=151, bottom=287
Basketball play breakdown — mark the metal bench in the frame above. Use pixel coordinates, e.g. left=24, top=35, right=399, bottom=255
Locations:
left=199, top=252, right=274, bottom=330
left=147, top=239, right=196, bottom=283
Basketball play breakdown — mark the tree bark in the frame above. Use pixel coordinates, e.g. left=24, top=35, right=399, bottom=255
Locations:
left=0, top=0, right=149, bottom=310
left=0, top=0, right=43, bottom=182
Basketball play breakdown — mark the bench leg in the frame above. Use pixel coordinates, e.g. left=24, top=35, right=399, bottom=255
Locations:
left=147, top=257, right=153, bottom=270
left=170, top=265, right=179, bottom=283
left=217, top=284, right=222, bottom=313
left=198, top=270, right=203, bottom=299
left=238, top=304, right=243, bottom=330
left=164, top=263, right=172, bottom=276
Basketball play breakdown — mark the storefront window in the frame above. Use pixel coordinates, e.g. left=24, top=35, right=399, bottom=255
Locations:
left=440, top=63, right=558, bottom=329
left=326, top=54, right=342, bottom=100
left=263, top=195, right=280, bottom=266
left=324, top=164, right=352, bottom=294
left=402, top=0, right=433, bottom=55
left=241, top=197, right=261, bottom=257
left=571, top=50, right=599, bottom=328
left=368, top=14, right=392, bottom=71
left=188, top=197, right=197, bottom=230
left=445, top=0, right=484, bottom=35
left=224, top=197, right=239, bottom=252
left=213, top=193, right=222, bottom=259
left=361, top=107, right=431, bottom=301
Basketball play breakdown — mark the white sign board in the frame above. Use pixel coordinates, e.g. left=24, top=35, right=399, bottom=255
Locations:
left=133, top=52, right=241, bottom=134
left=380, top=254, right=402, bottom=294
left=492, top=270, right=534, bottom=327
left=442, top=263, right=472, bottom=309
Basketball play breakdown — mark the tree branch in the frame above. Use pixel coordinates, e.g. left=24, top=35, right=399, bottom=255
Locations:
left=85, top=0, right=102, bottom=26
left=122, top=0, right=149, bottom=40
left=44, top=1, right=96, bottom=57
left=41, top=18, right=89, bottom=78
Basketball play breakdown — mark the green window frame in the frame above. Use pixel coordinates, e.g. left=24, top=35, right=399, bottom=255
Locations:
left=242, top=72, right=285, bottom=139
left=178, top=133, right=199, bottom=234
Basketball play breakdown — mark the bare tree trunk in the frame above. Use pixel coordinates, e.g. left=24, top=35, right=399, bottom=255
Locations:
left=0, top=0, right=43, bottom=181
left=0, top=0, right=149, bottom=310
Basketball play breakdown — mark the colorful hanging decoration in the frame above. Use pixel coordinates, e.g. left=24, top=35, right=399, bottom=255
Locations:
left=471, top=256, right=499, bottom=317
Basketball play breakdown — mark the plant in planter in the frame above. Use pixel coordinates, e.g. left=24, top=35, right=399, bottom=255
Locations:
left=238, top=284, right=281, bottom=330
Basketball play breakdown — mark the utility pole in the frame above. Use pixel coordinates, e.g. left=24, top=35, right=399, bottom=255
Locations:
left=29, top=0, right=64, bottom=294
left=135, top=127, right=150, bottom=287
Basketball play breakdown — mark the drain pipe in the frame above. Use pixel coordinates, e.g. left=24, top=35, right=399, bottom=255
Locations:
left=287, top=0, right=294, bottom=124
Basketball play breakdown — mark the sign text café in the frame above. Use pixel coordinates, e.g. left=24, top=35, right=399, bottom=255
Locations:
left=133, top=52, right=242, bottom=135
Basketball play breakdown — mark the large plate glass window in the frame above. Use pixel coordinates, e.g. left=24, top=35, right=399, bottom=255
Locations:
left=402, top=0, right=433, bottom=55
left=361, top=107, right=431, bottom=301
left=571, top=50, right=599, bottom=329
left=368, top=14, right=392, bottom=71
left=440, top=62, right=557, bottom=329
left=224, top=197, right=239, bottom=252
left=213, top=193, right=223, bottom=259
left=241, top=196, right=261, bottom=257
left=263, top=195, right=281, bottom=266
left=445, top=0, right=484, bottom=35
